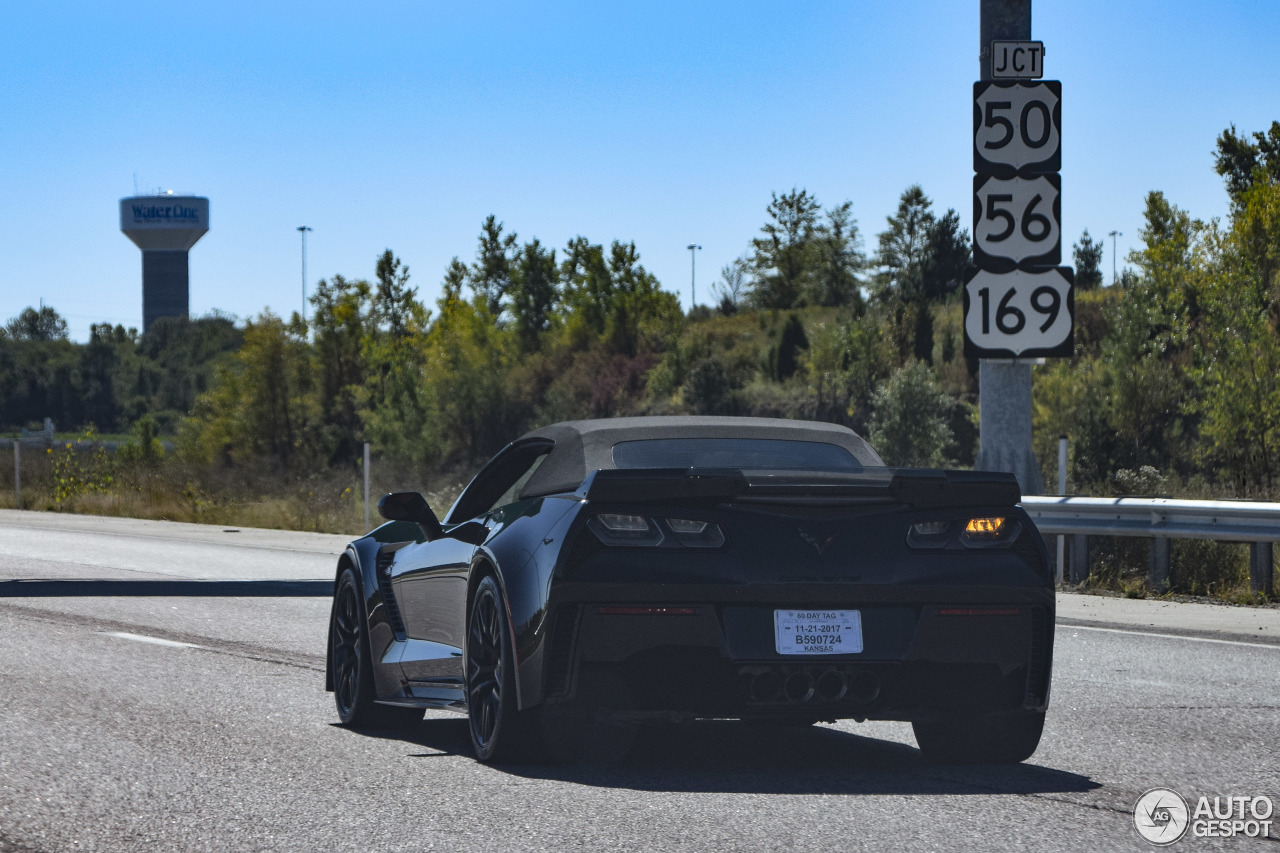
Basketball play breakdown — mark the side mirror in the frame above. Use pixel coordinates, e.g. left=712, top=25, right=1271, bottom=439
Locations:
left=377, top=492, right=444, bottom=541
left=447, top=520, right=490, bottom=546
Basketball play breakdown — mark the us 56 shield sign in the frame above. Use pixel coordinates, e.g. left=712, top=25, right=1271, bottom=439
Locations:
left=973, top=173, right=1061, bottom=271
left=963, top=267, right=1074, bottom=358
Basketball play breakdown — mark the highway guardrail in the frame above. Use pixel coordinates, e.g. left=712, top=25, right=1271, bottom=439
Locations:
left=1022, top=495, right=1276, bottom=594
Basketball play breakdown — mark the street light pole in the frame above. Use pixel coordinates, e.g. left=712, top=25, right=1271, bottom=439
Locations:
left=1108, top=230, right=1122, bottom=285
left=686, top=244, right=702, bottom=308
left=297, top=226, right=313, bottom=321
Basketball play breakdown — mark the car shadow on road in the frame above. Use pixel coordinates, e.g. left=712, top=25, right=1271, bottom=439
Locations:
left=350, top=715, right=1101, bottom=797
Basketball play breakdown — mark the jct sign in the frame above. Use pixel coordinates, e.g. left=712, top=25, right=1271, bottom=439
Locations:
left=966, top=77, right=1072, bottom=359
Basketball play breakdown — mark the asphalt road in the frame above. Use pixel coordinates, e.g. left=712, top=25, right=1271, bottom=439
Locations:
left=0, top=510, right=1276, bottom=852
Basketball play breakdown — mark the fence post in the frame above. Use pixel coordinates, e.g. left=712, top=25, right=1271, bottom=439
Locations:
left=13, top=439, right=20, bottom=509
left=1250, top=542, right=1274, bottom=596
left=1068, top=534, right=1089, bottom=585
left=1148, top=538, right=1171, bottom=593
left=363, top=442, right=371, bottom=531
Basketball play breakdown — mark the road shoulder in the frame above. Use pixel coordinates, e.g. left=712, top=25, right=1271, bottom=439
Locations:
left=1057, top=591, right=1280, bottom=646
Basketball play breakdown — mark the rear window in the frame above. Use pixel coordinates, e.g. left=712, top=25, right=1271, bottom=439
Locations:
left=611, top=438, right=862, bottom=471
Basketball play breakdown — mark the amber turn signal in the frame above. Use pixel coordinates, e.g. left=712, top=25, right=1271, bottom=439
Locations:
left=964, top=517, right=1007, bottom=537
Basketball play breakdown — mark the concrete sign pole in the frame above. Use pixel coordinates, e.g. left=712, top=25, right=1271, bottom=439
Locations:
left=975, top=0, right=1044, bottom=495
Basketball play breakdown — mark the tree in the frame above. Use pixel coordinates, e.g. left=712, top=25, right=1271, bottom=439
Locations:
left=749, top=189, right=822, bottom=309
left=558, top=236, right=680, bottom=356
left=1073, top=229, right=1104, bottom=290
left=509, top=238, right=559, bottom=353
left=919, top=209, right=972, bottom=302
left=81, top=325, right=121, bottom=430
left=470, top=216, right=518, bottom=317
left=5, top=306, right=68, bottom=341
left=769, top=313, right=809, bottom=381
left=309, top=274, right=372, bottom=461
left=440, top=257, right=469, bottom=303
left=712, top=255, right=750, bottom=316
left=182, top=312, right=316, bottom=469
left=1130, top=191, right=1203, bottom=348
left=372, top=250, right=420, bottom=337
left=874, top=187, right=969, bottom=363
left=363, top=252, right=431, bottom=465
left=1191, top=181, right=1280, bottom=494
left=867, top=361, right=953, bottom=467
left=1215, top=121, right=1280, bottom=205
left=809, top=201, right=867, bottom=309
left=559, top=236, right=612, bottom=340
left=874, top=185, right=935, bottom=303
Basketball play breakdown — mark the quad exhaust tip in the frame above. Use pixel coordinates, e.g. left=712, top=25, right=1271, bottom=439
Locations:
left=815, top=670, right=848, bottom=702
left=747, top=668, right=880, bottom=706
left=750, top=671, right=782, bottom=703
left=784, top=672, right=815, bottom=703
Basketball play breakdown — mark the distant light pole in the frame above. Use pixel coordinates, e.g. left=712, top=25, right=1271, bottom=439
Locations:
left=297, top=226, right=313, bottom=320
left=686, top=244, right=702, bottom=308
left=1108, top=230, right=1122, bottom=285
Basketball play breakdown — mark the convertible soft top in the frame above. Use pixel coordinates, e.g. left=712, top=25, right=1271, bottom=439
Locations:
left=517, top=416, right=885, bottom=499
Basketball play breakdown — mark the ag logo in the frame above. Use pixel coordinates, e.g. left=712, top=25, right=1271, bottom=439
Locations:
left=1134, top=788, right=1190, bottom=845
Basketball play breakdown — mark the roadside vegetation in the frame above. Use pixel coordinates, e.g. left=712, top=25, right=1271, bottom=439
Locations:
left=2, top=122, right=1278, bottom=602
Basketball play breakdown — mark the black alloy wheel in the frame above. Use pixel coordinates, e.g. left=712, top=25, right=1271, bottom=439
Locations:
left=330, top=567, right=423, bottom=729
left=466, top=575, right=539, bottom=762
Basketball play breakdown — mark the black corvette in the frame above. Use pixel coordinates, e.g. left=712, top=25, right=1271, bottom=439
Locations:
left=326, top=416, right=1054, bottom=763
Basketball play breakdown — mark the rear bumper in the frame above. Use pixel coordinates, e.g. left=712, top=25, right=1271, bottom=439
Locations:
left=536, top=584, right=1053, bottom=721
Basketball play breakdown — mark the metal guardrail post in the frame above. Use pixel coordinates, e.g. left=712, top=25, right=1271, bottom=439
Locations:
left=1069, top=534, right=1089, bottom=585
left=13, top=440, right=19, bottom=509
left=1250, top=542, right=1274, bottom=596
left=1149, top=538, right=1171, bottom=592
left=363, top=442, right=371, bottom=532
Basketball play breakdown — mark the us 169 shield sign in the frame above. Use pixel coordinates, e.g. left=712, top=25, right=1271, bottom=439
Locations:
left=963, top=267, right=1074, bottom=358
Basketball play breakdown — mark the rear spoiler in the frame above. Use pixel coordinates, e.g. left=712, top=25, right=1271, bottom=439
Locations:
left=578, top=467, right=1020, bottom=508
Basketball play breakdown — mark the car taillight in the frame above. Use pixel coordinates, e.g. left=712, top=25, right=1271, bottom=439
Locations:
left=588, top=513, right=664, bottom=546
left=598, top=513, right=652, bottom=532
left=906, top=516, right=1022, bottom=549
left=961, top=516, right=1020, bottom=547
left=587, top=514, right=725, bottom=548
left=965, top=517, right=1006, bottom=537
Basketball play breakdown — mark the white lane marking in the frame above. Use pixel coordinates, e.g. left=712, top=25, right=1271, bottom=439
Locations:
left=1062, top=623, right=1280, bottom=650
left=101, top=631, right=202, bottom=650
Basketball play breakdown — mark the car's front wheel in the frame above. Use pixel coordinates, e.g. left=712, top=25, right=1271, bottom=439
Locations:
left=331, top=567, right=423, bottom=730
left=911, top=709, right=1045, bottom=764
left=466, top=575, right=541, bottom=762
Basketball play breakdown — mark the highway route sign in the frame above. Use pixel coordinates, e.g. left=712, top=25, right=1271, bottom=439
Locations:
left=973, top=173, right=1061, bottom=270
left=973, top=81, right=1061, bottom=176
left=963, top=267, right=1074, bottom=358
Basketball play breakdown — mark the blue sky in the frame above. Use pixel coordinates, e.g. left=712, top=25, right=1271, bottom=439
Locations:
left=3, top=1, right=1277, bottom=341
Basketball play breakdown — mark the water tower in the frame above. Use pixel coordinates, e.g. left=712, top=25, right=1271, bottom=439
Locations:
left=119, top=194, right=209, bottom=331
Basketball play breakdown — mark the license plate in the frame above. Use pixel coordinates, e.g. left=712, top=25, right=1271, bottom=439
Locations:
left=774, top=609, right=863, bottom=655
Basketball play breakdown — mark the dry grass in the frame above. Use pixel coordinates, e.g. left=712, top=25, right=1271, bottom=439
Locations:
left=0, top=445, right=471, bottom=536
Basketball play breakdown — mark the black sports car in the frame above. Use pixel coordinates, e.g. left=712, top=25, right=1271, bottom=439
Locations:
left=326, top=416, right=1053, bottom=763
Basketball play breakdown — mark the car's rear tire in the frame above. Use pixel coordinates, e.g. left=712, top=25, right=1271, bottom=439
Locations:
left=466, top=575, right=542, bottom=762
left=912, top=709, right=1045, bottom=764
left=331, top=567, right=424, bottom=730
